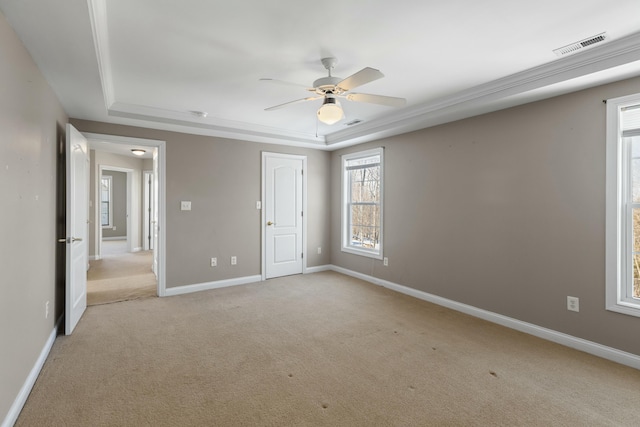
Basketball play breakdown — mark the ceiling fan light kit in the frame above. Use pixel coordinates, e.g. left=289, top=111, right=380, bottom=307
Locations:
left=317, top=96, right=344, bottom=125
left=263, top=57, right=406, bottom=126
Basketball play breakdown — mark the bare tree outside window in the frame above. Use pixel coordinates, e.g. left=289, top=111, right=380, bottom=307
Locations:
left=342, top=148, right=383, bottom=258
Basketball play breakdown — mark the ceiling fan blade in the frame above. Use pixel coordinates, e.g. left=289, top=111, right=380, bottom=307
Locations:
left=265, top=96, right=322, bottom=111
left=345, top=93, right=406, bottom=107
left=259, top=78, right=315, bottom=92
left=336, top=67, right=384, bottom=91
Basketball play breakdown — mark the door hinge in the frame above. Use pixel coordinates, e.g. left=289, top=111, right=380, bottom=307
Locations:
left=301, top=211, right=303, bottom=217
left=301, top=253, right=304, bottom=259
left=301, top=169, right=304, bottom=176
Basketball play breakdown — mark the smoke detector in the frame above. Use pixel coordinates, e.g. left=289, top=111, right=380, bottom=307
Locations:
left=553, top=32, right=607, bottom=57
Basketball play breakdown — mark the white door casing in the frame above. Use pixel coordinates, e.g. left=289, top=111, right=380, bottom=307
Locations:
left=262, top=153, right=306, bottom=279
left=65, top=124, right=89, bottom=335
left=143, top=170, right=154, bottom=251
left=152, top=150, right=159, bottom=277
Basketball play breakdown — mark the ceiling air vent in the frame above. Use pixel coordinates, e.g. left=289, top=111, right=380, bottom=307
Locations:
left=345, top=119, right=363, bottom=126
left=553, top=32, right=607, bottom=56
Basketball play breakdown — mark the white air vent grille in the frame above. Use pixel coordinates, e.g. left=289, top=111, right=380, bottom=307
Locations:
left=553, top=32, right=607, bottom=56
left=345, top=119, right=363, bottom=126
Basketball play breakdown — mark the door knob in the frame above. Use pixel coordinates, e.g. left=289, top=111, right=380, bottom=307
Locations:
left=57, top=237, right=82, bottom=243
left=267, top=221, right=274, bottom=226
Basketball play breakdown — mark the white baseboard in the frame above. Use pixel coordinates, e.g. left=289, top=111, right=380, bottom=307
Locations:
left=2, top=316, right=62, bottom=427
left=329, top=265, right=640, bottom=370
left=164, top=275, right=262, bottom=297
left=305, top=264, right=332, bottom=274
left=132, top=247, right=142, bottom=253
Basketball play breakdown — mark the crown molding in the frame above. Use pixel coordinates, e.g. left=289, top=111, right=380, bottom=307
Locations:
left=108, top=102, right=327, bottom=148
left=325, top=30, right=640, bottom=146
left=87, top=0, right=114, bottom=110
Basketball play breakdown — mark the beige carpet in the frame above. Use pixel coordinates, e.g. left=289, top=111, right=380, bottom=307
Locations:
left=17, top=272, right=640, bottom=426
left=87, top=251, right=156, bottom=306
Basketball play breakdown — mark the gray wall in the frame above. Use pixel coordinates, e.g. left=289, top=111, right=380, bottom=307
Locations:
left=331, top=75, right=640, bottom=357
left=102, top=170, right=127, bottom=238
left=0, top=11, right=68, bottom=421
left=70, top=119, right=333, bottom=289
left=3, top=1, right=640, bottom=422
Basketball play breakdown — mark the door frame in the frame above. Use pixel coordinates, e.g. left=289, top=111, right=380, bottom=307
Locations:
left=98, top=165, right=134, bottom=257
left=84, top=132, right=167, bottom=297
left=261, top=152, right=307, bottom=280
left=143, top=170, right=154, bottom=251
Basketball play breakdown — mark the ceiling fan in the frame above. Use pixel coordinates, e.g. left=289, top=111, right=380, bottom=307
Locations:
left=261, top=57, right=406, bottom=125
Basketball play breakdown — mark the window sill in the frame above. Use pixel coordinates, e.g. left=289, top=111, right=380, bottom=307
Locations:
left=341, top=246, right=383, bottom=260
left=606, top=302, right=640, bottom=318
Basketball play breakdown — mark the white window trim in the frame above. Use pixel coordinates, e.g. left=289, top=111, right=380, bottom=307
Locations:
left=101, top=175, right=113, bottom=229
left=341, top=147, right=384, bottom=260
left=606, top=93, right=640, bottom=317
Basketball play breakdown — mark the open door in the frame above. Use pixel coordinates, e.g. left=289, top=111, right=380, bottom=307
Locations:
left=64, top=124, right=89, bottom=335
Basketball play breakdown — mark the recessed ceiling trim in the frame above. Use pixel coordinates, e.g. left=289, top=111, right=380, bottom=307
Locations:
left=87, top=0, right=114, bottom=110
left=326, top=30, right=640, bottom=146
left=109, top=102, right=328, bottom=148
left=86, top=0, right=640, bottom=151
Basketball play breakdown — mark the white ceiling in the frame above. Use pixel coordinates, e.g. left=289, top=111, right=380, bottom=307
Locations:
left=2, top=0, right=640, bottom=150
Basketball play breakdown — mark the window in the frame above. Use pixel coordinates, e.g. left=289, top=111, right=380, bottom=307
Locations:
left=606, top=93, right=640, bottom=317
left=341, top=148, right=384, bottom=259
left=101, top=176, right=113, bottom=228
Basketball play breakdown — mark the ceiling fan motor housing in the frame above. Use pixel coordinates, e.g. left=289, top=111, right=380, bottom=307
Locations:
left=313, top=76, right=343, bottom=94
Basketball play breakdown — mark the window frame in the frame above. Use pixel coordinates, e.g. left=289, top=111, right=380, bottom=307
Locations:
left=606, top=93, right=640, bottom=317
left=101, top=175, right=113, bottom=228
left=341, top=147, right=384, bottom=260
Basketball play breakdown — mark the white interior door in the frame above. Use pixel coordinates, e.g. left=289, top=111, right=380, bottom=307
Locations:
left=65, top=124, right=88, bottom=335
left=264, top=153, right=305, bottom=279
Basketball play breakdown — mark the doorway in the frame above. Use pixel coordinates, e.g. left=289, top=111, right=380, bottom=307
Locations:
left=98, top=166, right=133, bottom=258
left=85, top=133, right=166, bottom=302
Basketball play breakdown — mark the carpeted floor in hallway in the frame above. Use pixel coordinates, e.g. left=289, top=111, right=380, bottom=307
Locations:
left=87, top=248, right=156, bottom=306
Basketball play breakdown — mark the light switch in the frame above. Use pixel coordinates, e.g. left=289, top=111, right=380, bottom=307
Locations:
left=181, top=201, right=192, bottom=211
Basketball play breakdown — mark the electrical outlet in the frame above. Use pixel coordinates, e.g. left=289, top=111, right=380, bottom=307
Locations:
left=231, top=256, right=237, bottom=265
left=567, top=296, right=579, bottom=312
left=317, top=247, right=322, bottom=255
left=45, top=301, right=49, bottom=319
left=181, top=201, right=192, bottom=211
left=210, top=257, right=217, bottom=267
left=256, top=201, right=261, bottom=209
left=383, top=257, right=389, bottom=266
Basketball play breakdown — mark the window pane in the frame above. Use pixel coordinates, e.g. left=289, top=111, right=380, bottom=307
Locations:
left=633, top=254, right=640, bottom=299
left=633, top=209, right=640, bottom=252
left=101, top=202, right=109, bottom=226
left=349, top=167, right=380, bottom=203
left=350, top=204, right=380, bottom=249
left=633, top=138, right=640, bottom=202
